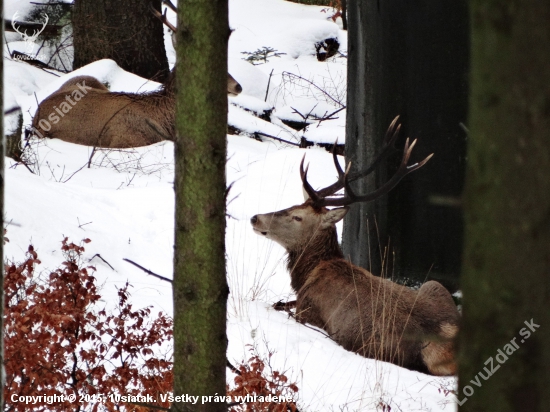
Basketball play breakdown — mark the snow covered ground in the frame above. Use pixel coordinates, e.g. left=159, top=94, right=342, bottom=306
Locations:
left=3, top=0, right=458, bottom=410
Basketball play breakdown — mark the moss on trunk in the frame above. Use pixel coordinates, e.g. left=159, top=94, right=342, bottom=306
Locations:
left=459, top=1, right=550, bottom=410
left=172, top=1, right=229, bottom=411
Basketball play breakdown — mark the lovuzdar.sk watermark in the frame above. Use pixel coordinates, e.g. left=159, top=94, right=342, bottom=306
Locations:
left=11, top=11, right=49, bottom=59
left=457, top=318, right=540, bottom=406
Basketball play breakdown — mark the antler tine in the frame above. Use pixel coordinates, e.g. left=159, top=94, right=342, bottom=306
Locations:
left=320, top=137, right=433, bottom=208
left=162, top=0, right=178, bottom=12
left=309, top=117, right=407, bottom=203
left=384, top=115, right=401, bottom=147
left=332, top=139, right=345, bottom=177
left=151, top=4, right=177, bottom=32
left=300, top=155, right=322, bottom=203
left=313, top=139, right=348, bottom=199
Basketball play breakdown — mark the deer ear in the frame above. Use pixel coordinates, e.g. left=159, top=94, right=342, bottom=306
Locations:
left=321, top=207, right=349, bottom=227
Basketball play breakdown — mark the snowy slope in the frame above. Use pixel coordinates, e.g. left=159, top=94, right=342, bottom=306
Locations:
left=3, top=0, right=458, bottom=410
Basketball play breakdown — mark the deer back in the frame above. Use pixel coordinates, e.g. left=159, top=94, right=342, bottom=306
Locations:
left=31, top=75, right=174, bottom=148
left=297, top=256, right=459, bottom=374
left=31, top=71, right=241, bottom=148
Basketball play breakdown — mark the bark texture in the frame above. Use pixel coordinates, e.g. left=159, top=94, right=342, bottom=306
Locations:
left=459, top=1, right=550, bottom=410
left=0, top=0, right=4, bottom=406
left=343, top=0, right=468, bottom=288
left=172, top=1, right=229, bottom=411
left=73, top=0, right=169, bottom=81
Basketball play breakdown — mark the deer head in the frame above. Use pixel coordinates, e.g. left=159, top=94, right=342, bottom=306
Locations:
left=251, top=116, right=433, bottom=253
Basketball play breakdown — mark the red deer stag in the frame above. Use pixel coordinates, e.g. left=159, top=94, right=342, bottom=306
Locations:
left=250, top=117, right=459, bottom=376
left=30, top=4, right=242, bottom=148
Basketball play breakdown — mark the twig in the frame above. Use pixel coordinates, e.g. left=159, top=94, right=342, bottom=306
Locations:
left=77, top=217, right=92, bottom=229
left=255, top=132, right=300, bottom=147
left=264, top=68, right=274, bottom=102
left=315, top=106, right=345, bottom=125
left=30, top=2, right=72, bottom=6
left=123, top=258, right=172, bottom=283
left=290, top=103, right=318, bottom=121
left=87, top=146, right=97, bottom=169
left=89, top=254, right=116, bottom=271
left=62, top=162, right=87, bottom=183
left=4, top=107, right=20, bottom=116
left=282, top=71, right=345, bottom=107
left=272, top=299, right=332, bottom=341
left=4, top=34, right=12, bottom=56
left=227, top=360, right=241, bottom=375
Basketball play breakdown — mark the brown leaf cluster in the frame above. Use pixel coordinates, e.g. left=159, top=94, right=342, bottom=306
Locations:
left=228, top=345, right=299, bottom=412
left=3, top=237, right=299, bottom=412
left=4, top=238, right=173, bottom=412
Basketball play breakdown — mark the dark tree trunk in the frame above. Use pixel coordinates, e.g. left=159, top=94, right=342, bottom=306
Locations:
left=341, top=0, right=347, bottom=31
left=73, top=0, right=169, bottom=82
left=172, top=0, right=229, bottom=410
left=343, top=0, right=468, bottom=289
left=458, top=0, right=550, bottom=410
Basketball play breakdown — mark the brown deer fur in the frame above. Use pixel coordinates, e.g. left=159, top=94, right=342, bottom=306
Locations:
left=31, top=72, right=242, bottom=148
left=251, top=200, right=459, bottom=376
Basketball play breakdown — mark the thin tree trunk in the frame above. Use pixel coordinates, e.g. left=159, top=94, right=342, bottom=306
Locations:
left=0, top=0, right=5, bottom=408
left=459, top=0, right=550, bottom=410
left=73, top=0, right=169, bottom=81
left=172, top=0, right=229, bottom=411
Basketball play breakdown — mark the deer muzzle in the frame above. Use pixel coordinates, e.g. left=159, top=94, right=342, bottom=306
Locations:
left=250, top=215, right=268, bottom=236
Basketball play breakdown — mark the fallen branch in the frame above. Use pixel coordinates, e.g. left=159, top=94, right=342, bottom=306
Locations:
left=123, top=258, right=172, bottom=283
left=255, top=132, right=300, bottom=147
left=89, top=254, right=115, bottom=271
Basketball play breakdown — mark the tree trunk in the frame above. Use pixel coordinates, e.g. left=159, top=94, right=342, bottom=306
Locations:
left=72, top=0, right=169, bottom=81
left=5, top=113, right=22, bottom=161
left=172, top=0, right=229, bottom=411
left=0, top=0, right=5, bottom=407
left=343, top=0, right=468, bottom=289
left=458, top=1, right=550, bottom=410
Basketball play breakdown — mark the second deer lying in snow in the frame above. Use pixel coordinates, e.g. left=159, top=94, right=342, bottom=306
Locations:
left=30, top=70, right=242, bottom=149
left=250, top=117, right=460, bottom=376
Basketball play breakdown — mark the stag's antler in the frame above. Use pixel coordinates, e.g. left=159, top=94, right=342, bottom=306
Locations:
left=162, top=0, right=178, bottom=13
left=150, top=4, right=177, bottom=32
left=301, top=116, right=433, bottom=208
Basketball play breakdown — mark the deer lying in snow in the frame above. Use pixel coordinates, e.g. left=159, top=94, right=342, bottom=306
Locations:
left=30, top=70, right=242, bottom=149
left=250, top=117, right=460, bottom=376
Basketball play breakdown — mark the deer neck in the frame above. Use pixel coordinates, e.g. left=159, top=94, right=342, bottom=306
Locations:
left=286, top=226, right=343, bottom=292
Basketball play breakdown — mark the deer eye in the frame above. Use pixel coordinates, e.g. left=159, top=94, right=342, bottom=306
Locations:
left=292, top=216, right=302, bottom=222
